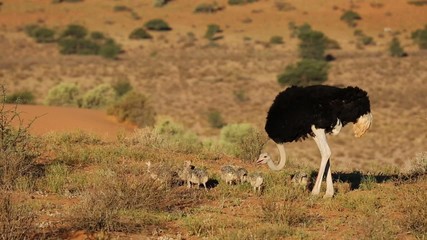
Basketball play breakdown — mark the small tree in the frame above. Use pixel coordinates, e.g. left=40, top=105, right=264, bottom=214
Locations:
left=298, top=30, right=327, bottom=60
left=277, top=59, right=329, bottom=86
left=389, top=37, right=406, bottom=57
left=340, top=10, right=362, bottom=27
left=205, top=24, right=222, bottom=41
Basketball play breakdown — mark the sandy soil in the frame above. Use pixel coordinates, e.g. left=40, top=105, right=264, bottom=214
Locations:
left=5, top=104, right=136, bottom=140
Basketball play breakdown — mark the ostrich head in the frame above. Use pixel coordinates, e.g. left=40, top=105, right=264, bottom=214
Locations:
left=353, top=112, right=372, bottom=137
left=256, top=153, right=271, bottom=164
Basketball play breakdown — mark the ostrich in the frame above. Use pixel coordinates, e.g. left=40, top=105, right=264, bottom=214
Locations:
left=257, top=85, right=372, bottom=198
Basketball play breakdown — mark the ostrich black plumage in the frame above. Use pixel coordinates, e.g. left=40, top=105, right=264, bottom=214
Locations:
left=257, top=85, right=372, bottom=197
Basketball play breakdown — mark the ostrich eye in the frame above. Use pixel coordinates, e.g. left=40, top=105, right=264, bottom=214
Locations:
left=263, top=155, right=267, bottom=158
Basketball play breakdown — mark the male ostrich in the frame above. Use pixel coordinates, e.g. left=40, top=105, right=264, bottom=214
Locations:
left=257, top=85, right=372, bottom=197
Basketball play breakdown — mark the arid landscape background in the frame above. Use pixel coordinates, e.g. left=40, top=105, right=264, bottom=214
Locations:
left=0, top=0, right=426, bottom=239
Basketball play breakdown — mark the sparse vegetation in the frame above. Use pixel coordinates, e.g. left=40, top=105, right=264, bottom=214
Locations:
left=144, top=19, right=172, bottom=31
left=277, top=59, right=329, bottom=86
left=0, top=194, right=36, bottom=240
left=354, top=29, right=375, bottom=47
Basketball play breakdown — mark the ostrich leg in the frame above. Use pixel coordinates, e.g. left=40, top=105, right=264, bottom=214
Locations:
left=311, top=126, right=333, bottom=197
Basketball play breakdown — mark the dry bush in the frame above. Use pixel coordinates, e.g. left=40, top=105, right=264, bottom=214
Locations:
left=0, top=194, right=36, bottom=240
left=0, top=87, right=40, bottom=190
left=68, top=172, right=205, bottom=233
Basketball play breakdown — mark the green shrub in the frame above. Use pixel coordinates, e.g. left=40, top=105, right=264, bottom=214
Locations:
left=144, top=19, right=172, bottom=31
left=153, top=0, right=169, bottom=7
left=389, top=37, right=406, bottom=57
left=194, top=3, right=223, bottom=13
left=298, top=29, right=327, bottom=60
left=228, top=0, right=257, bottom=5
left=4, top=90, right=35, bottom=104
left=205, top=24, right=222, bottom=41
left=90, top=31, right=105, bottom=40
left=270, top=35, right=284, bottom=44
left=129, top=27, right=152, bottom=40
left=220, top=123, right=265, bottom=161
left=58, top=38, right=100, bottom=55
left=340, top=10, right=362, bottom=27
left=60, top=24, right=88, bottom=39
left=113, top=5, right=131, bottom=12
left=277, top=59, right=329, bottom=86
left=44, top=82, right=80, bottom=106
left=81, top=84, right=118, bottom=109
left=154, top=119, right=203, bottom=153
left=99, top=39, right=122, bottom=60
left=411, top=26, right=427, bottom=49
left=25, top=25, right=56, bottom=43
left=107, top=91, right=155, bottom=128
left=208, top=110, right=226, bottom=128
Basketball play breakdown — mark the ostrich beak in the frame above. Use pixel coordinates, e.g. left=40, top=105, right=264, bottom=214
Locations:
left=353, top=112, right=372, bottom=137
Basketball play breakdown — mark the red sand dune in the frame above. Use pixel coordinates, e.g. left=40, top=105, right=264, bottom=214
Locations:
left=5, top=104, right=136, bottom=140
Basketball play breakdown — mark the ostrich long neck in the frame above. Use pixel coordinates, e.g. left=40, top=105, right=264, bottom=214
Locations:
left=267, top=143, right=287, bottom=171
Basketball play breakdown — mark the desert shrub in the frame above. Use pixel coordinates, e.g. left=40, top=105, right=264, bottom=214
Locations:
left=4, top=90, right=35, bottom=104
left=207, top=110, right=226, bottom=128
left=81, top=83, right=118, bottom=109
left=277, top=59, right=329, bottom=86
left=220, top=123, right=265, bottom=161
left=228, top=0, right=257, bottom=5
left=194, top=3, right=223, bottom=13
left=270, top=35, right=284, bottom=44
left=340, top=10, right=362, bottom=27
left=153, top=119, right=203, bottom=153
left=0, top=87, right=40, bottom=190
left=60, top=24, right=88, bottom=39
left=144, top=19, right=172, bottom=31
left=411, top=26, right=427, bottom=49
left=274, top=1, right=295, bottom=11
left=44, top=82, right=80, bottom=106
left=204, top=24, right=222, bottom=41
left=112, top=78, right=133, bottom=97
left=98, top=39, right=122, bottom=60
left=298, top=29, right=327, bottom=60
left=25, top=25, right=56, bottom=43
left=129, top=27, right=152, bottom=40
left=90, top=31, right=105, bottom=40
left=153, top=0, right=169, bottom=7
left=113, top=5, right=131, bottom=12
left=58, top=38, right=100, bottom=55
left=408, top=0, right=427, bottom=6
left=0, top=194, right=36, bottom=240
left=389, top=37, right=406, bottom=57
left=107, top=91, right=156, bottom=128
